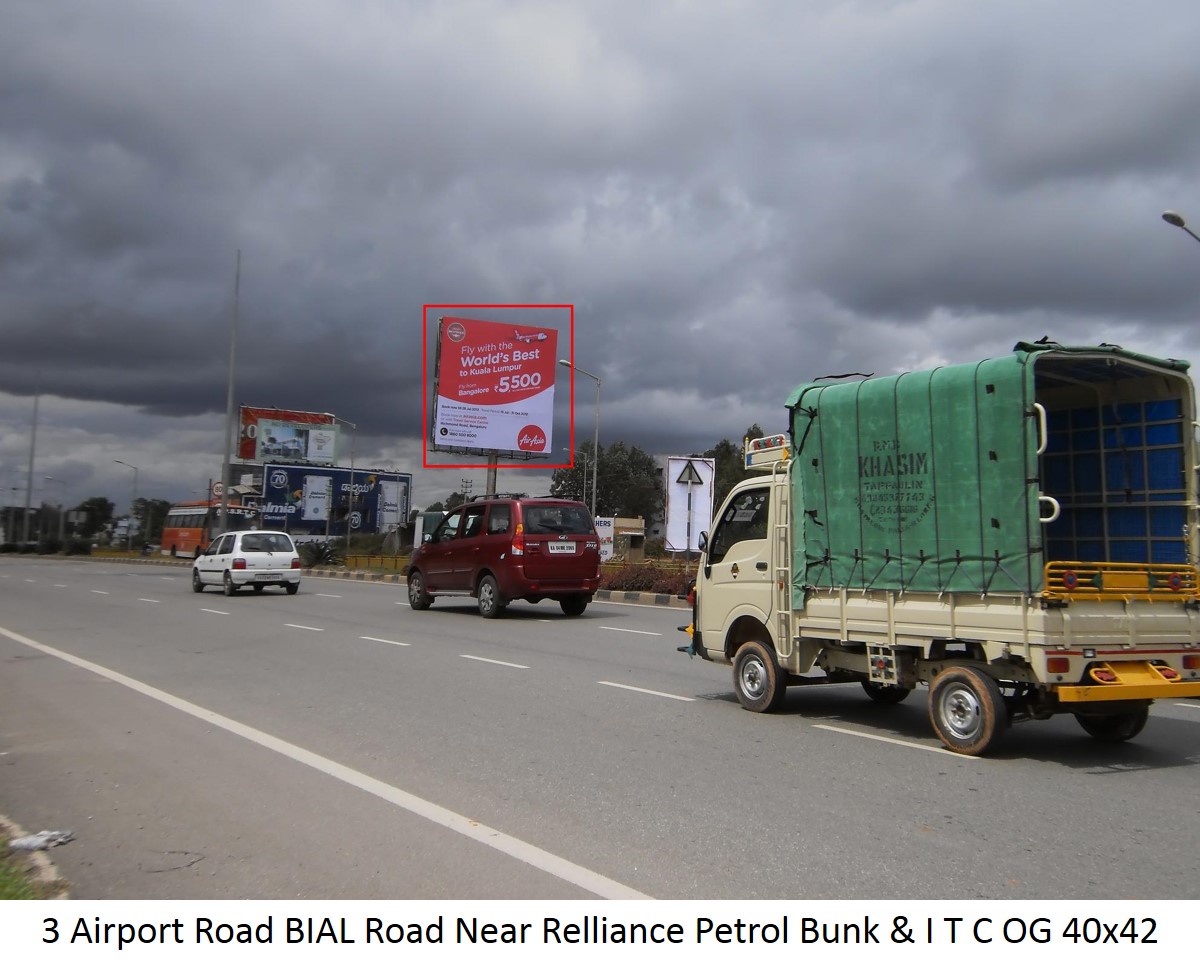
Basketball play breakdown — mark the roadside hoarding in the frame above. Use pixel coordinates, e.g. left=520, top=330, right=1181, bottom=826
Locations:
left=431, top=317, right=557, bottom=455
left=238, top=407, right=339, bottom=465
left=664, top=456, right=715, bottom=553
left=260, top=464, right=411, bottom=539
left=594, top=516, right=615, bottom=562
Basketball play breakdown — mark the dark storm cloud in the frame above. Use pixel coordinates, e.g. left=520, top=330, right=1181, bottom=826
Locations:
left=4, top=0, right=1200, bottom=508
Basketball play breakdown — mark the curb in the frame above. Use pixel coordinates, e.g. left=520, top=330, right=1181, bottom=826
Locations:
left=303, top=567, right=690, bottom=607
left=4, top=556, right=691, bottom=609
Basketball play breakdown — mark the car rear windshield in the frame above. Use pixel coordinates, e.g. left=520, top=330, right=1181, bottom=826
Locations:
left=521, top=505, right=594, bottom=535
left=241, top=533, right=295, bottom=552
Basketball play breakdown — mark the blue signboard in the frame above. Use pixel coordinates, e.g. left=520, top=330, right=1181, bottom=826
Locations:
left=260, top=464, right=411, bottom=539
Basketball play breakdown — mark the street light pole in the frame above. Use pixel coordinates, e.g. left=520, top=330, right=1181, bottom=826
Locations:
left=114, top=460, right=139, bottom=550
left=1162, top=210, right=1200, bottom=246
left=558, top=359, right=602, bottom=514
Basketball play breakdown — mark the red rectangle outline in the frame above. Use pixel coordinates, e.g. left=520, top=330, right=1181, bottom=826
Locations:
left=422, top=304, right=575, bottom=470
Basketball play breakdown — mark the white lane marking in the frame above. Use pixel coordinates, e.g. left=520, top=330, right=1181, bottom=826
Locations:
left=0, top=623, right=648, bottom=900
left=361, top=636, right=411, bottom=647
left=1173, top=702, right=1200, bottom=710
left=284, top=623, right=324, bottom=632
left=53, top=584, right=68, bottom=588
left=138, top=598, right=161, bottom=604
left=201, top=609, right=231, bottom=616
left=24, top=579, right=36, bottom=583
left=461, top=654, right=529, bottom=670
left=597, top=681, right=694, bottom=702
left=315, top=593, right=342, bottom=598
left=160, top=576, right=175, bottom=581
left=599, top=625, right=662, bottom=637
left=813, top=723, right=979, bottom=758
left=91, top=590, right=109, bottom=595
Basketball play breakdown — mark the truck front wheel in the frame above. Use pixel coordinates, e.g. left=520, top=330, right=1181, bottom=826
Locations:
left=928, top=665, right=1006, bottom=756
left=1075, top=705, right=1149, bottom=743
left=733, top=641, right=787, bottom=713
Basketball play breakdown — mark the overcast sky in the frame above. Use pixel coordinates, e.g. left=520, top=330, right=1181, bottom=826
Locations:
left=4, top=0, right=1200, bottom=518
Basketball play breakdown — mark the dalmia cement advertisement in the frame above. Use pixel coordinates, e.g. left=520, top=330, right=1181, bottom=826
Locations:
left=260, top=465, right=411, bottom=537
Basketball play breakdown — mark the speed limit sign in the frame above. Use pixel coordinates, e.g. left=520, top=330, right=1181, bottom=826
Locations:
left=211, top=481, right=224, bottom=499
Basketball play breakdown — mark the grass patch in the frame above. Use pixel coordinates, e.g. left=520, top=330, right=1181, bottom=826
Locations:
left=0, top=823, right=68, bottom=900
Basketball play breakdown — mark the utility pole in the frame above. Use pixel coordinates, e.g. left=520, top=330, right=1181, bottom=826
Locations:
left=219, top=249, right=240, bottom=534
left=22, top=390, right=39, bottom=542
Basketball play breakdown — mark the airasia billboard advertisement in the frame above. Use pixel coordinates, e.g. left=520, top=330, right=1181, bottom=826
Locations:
left=432, top=317, right=557, bottom=454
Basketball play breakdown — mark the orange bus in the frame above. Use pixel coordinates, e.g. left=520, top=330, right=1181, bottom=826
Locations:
left=160, top=501, right=258, bottom=558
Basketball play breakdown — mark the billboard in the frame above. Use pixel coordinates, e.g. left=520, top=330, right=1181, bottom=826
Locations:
left=238, top=407, right=339, bottom=465
left=664, top=457, right=715, bottom=553
left=260, top=464, right=411, bottom=539
left=431, top=317, right=557, bottom=455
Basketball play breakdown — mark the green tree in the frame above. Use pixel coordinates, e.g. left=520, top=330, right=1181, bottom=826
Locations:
left=549, top=442, right=594, bottom=503
left=133, top=498, right=172, bottom=545
left=424, top=491, right=467, bottom=512
left=600, top=441, right=664, bottom=520
left=699, top=424, right=765, bottom=506
left=76, top=496, right=115, bottom=538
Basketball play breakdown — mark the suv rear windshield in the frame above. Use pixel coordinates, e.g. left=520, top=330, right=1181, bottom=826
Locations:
left=521, top=505, right=594, bottom=535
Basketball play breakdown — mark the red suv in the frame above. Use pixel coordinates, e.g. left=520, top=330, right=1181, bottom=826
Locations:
left=407, top=495, right=602, bottom=617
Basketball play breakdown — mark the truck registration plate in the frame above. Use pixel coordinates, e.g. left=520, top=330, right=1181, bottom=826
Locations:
left=548, top=542, right=576, bottom=554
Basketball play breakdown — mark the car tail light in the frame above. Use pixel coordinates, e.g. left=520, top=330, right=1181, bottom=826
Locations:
left=1046, top=656, right=1070, bottom=675
left=1183, top=654, right=1200, bottom=671
left=232, top=557, right=247, bottom=570
left=291, top=557, right=301, bottom=569
left=511, top=521, right=525, bottom=556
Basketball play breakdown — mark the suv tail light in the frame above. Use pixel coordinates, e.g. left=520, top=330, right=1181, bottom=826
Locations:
left=511, top=522, right=525, bottom=556
left=232, top=557, right=247, bottom=570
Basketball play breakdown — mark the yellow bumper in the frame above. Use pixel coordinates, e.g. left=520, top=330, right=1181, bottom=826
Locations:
left=1056, top=660, right=1200, bottom=703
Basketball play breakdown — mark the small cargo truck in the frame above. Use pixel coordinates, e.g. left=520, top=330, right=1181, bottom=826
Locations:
left=679, top=340, right=1200, bottom=754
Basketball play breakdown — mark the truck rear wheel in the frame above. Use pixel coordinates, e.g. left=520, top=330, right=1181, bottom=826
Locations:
left=928, top=665, right=1006, bottom=755
left=733, top=641, right=787, bottom=713
left=1075, top=705, right=1149, bottom=743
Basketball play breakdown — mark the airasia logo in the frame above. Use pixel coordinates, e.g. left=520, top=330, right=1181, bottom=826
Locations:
left=446, top=321, right=466, bottom=342
left=517, top=425, right=547, bottom=451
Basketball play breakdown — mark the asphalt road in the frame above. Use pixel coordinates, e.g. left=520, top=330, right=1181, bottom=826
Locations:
left=2, top=555, right=1198, bottom=900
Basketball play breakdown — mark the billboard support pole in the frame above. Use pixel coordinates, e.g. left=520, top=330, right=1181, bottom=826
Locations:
left=485, top=451, right=498, bottom=496
left=345, top=420, right=357, bottom=549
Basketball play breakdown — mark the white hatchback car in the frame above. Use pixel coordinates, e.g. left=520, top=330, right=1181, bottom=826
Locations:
left=192, top=530, right=302, bottom=596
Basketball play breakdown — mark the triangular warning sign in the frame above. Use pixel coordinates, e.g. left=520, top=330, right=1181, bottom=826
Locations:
left=676, top=460, right=705, bottom=485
